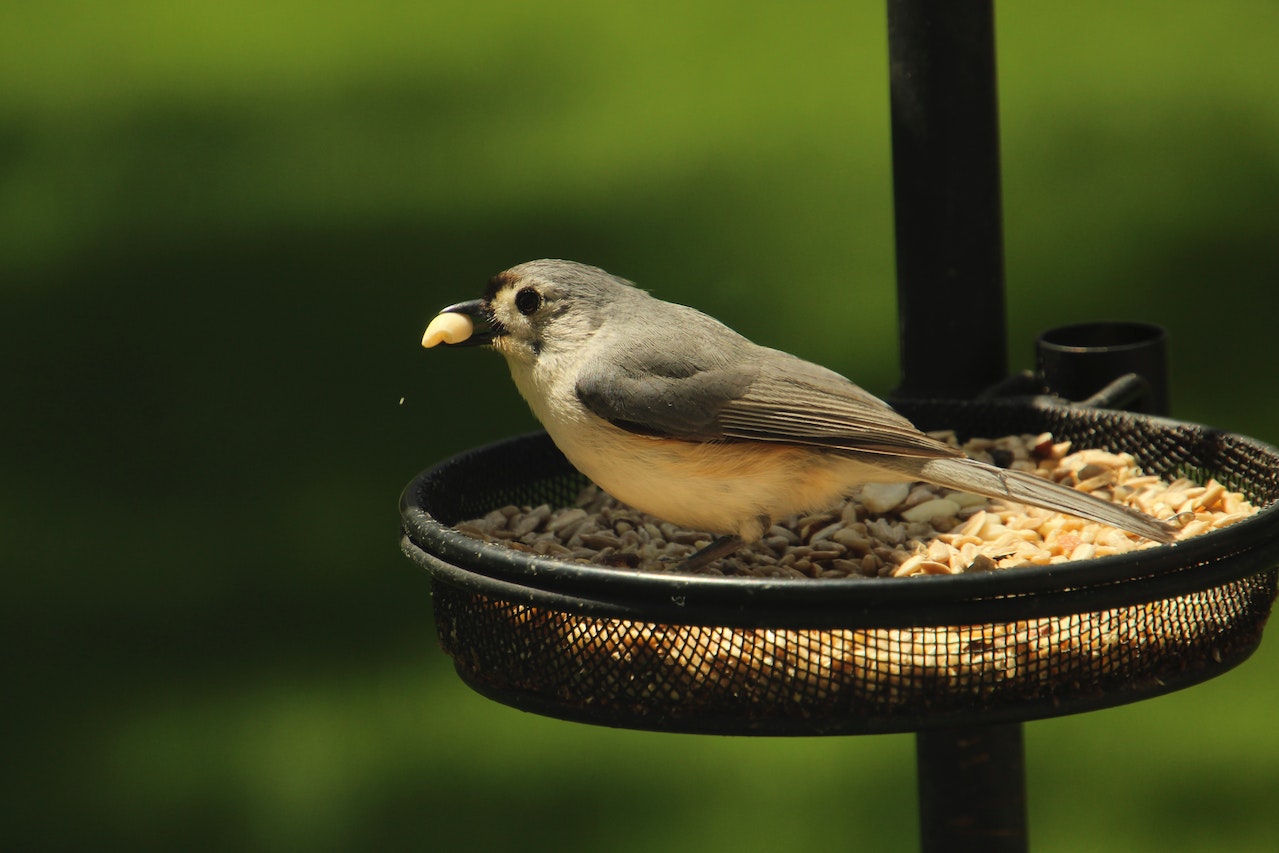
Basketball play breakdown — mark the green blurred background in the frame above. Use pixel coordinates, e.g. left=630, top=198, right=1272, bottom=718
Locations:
left=5, top=1, right=1278, bottom=850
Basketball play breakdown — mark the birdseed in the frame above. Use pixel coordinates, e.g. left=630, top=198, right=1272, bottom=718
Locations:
left=452, top=430, right=1259, bottom=578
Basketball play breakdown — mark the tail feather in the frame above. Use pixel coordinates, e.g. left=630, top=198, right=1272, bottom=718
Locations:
left=914, top=456, right=1178, bottom=544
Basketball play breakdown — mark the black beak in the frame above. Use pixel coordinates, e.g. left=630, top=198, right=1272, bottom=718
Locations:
left=439, top=299, right=497, bottom=346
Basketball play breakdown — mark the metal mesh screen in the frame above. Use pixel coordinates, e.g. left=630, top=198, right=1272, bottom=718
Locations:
left=432, top=569, right=1276, bottom=734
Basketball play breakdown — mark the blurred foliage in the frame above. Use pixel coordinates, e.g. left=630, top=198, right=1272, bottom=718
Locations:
left=3, top=1, right=1278, bottom=851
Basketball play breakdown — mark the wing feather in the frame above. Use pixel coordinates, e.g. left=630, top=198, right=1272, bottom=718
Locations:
left=575, top=334, right=958, bottom=461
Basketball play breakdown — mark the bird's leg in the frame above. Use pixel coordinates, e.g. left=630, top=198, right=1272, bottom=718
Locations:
left=677, top=535, right=744, bottom=572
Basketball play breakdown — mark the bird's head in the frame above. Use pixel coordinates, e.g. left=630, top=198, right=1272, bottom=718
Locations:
left=423, top=259, right=638, bottom=366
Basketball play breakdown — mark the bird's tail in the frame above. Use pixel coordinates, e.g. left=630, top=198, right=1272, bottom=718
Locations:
left=911, top=455, right=1179, bottom=544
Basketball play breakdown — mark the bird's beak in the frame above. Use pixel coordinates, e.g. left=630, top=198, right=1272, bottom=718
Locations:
left=433, top=299, right=498, bottom=347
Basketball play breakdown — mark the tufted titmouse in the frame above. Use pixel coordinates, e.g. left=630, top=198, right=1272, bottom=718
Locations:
left=423, top=259, right=1177, bottom=568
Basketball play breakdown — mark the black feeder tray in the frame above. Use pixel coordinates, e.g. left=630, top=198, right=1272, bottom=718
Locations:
left=401, top=402, right=1279, bottom=737
left=402, top=3, right=1279, bottom=850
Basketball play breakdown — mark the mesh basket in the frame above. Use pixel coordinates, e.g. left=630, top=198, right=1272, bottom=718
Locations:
left=401, top=399, right=1279, bottom=735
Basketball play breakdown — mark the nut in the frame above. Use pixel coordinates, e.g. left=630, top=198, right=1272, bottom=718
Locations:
left=421, top=312, right=475, bottom=347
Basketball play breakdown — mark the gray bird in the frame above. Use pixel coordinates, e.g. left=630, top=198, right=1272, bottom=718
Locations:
left=423, top=259, right=1177, bottom=568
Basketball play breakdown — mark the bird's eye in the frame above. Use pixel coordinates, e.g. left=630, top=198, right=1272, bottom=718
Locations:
left=514, top=287, right=542, bottom=316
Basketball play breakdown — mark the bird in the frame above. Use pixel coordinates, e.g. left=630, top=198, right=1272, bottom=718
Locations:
left=422, top=259, right=1178, bottom=569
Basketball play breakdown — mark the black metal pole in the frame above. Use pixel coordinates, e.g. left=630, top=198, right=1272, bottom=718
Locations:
left=885, top=2, right=1028, bottom=852
left=915, top=726, right=1028, bottom=852
left=888, top=0, right=1008, bottom=400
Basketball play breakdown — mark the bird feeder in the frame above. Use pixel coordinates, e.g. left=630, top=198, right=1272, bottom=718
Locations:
left=400, top=3, right=1279, bottom=851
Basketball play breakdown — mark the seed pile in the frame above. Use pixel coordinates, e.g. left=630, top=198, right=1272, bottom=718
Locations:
left=453, top=431, right=1258, bottom=577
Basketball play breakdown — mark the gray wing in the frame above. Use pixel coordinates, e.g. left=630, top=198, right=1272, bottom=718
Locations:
left=575, top=334, right=959, bottom=460
left=715, top=350, right=961, bottom=458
